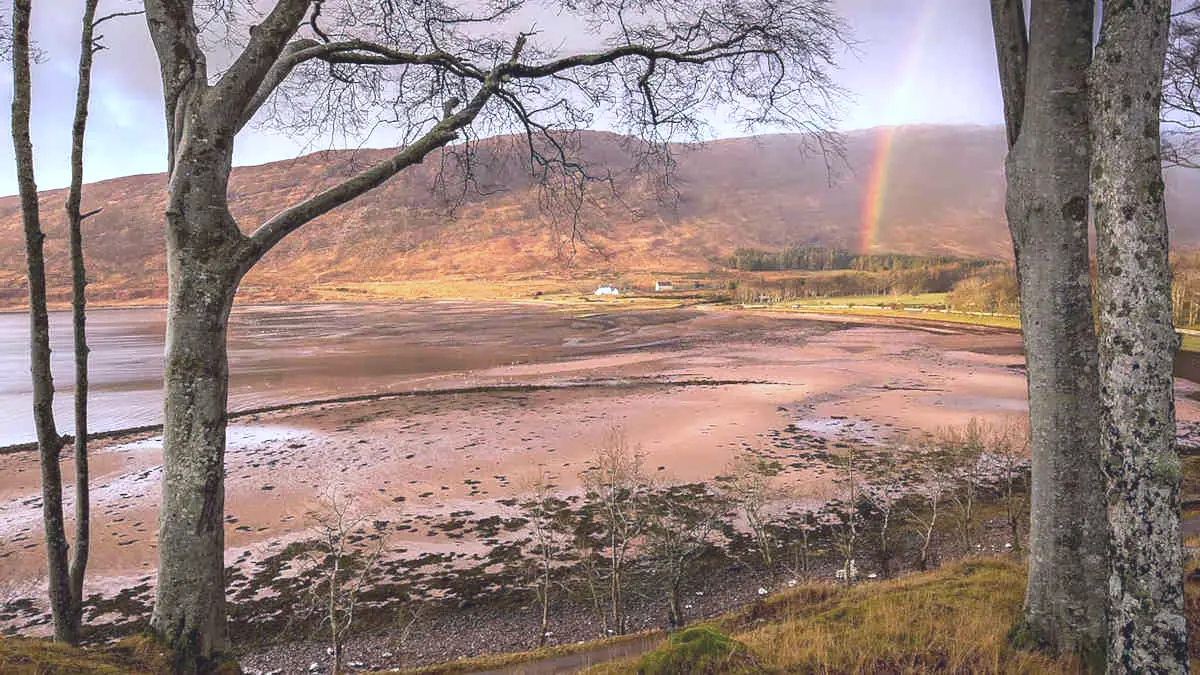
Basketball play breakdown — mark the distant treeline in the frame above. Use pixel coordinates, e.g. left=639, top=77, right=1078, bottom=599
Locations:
left=946, top=267, right=1020, bottom=314
left=726, top=246, right=996, bottom=273
left=1171, top=252, right=1200, bottom=327
left=725, top=247, right=1200, bottom=323
left=946, top=253, right=1200, bottom=325
left=729, top=263, right=1008, bottom=304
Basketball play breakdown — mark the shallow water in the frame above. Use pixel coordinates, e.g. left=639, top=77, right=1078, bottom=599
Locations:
left=0, top=302, right=560, bottom=446
left=4, top=301, right=1195, bottom=448
left=0, top=301, right=709, bottom=447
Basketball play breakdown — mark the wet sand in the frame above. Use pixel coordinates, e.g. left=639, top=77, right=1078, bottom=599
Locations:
left=2, top=302, right=1199, bottom=636
left=0, top=301, right=729, bottom=447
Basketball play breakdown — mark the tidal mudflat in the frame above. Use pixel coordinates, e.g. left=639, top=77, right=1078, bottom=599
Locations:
left=3, top=301, right=1199, bottom=667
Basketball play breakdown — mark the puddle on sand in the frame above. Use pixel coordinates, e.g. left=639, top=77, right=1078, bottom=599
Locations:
left=104, top=424, right=314, bottom=455
left=789, top=417, right=892, bottom=444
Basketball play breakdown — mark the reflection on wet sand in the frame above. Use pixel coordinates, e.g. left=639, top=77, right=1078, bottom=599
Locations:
left=0, top=301, right=712, bottom=447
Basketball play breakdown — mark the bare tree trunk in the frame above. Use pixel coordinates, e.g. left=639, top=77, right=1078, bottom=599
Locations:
left=840, top=445, right=858, bottom=586
left=150, top=254, right=239, bottom=669
left=151, top=255, right=239, bottom=667
left=1006, top=472, right=1023, bottom=556
left=330, top=550, right=342, bottom=675
left=65, top=0, right=101, bottom=642
left=10, top=0, right=77, bottom=646
left=537, top=558, right=551, bottom=648
left=989, top=0, right=1108, bottom=659
left=148, top=144, right=244, bottom=666
left=877, top=507, right=891, bottom=578
left=609, top=536, right=623, bottom=635
left=919, top=511, right=935, bottom=571
left=1091, top=2, right=1188, bottom=671
left=590, top=571, right=608, bottom=637
left=538, top=575, right=549, bottom=648
left=667, top=579, right=683, bottom=631
left=798, top=522, right=811, bottom=576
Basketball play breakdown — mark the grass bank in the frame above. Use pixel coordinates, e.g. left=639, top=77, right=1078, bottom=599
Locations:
left=580, top=559, right=1078, bottom=675
left=0, top=636, right=175, bottom=675
left=7, top=557, right=1198, bottom=673
left=765, top=294, right=1200, bottom=353
left=776, top=304, right=1022, bottom=331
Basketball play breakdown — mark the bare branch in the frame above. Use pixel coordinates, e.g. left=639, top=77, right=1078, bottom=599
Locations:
left=241, top=82, right=495, bottom=265
left=236, top=37, right=319, bottom=132
left=990, top=0, right=1029, bottom=149
left=1172, top=2, right=1200, bottom=19
left=207, top=0, right=310, bottom=136
left=92, top=10, right=144, bottom=28
left=238, top=0, right=844, bottom=260
left=1165, top=5, right=1200, bottom=167
left=292, top=40, right=486, bottom=79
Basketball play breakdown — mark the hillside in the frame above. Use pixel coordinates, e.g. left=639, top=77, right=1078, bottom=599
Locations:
left=1, top=125, right=1198, bottom=306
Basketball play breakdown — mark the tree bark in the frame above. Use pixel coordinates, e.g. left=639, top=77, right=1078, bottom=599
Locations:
left=1090, top=1, right=1188, bottom=671
left=990, top=0, right=1109, bottom=659
left=65, top=0, right=101, bottom=642
left=610, top=533, right=623, bottom=635
left=11, top=0, right=78, bottom=646
left=330, top=548, right=342, bottom=675
left=148, top=129, right=246, bottom=669
left=151, top=250, right=240, bottom=669
left=667, top=579, right=683, bottom=631
left=538, top=563, right=550, bottom=648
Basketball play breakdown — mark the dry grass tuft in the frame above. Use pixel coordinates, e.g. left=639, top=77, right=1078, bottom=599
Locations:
left=736, top=559, right=1076, bottom=674
left=586, top=559, right=1081, bottom=675
left=0, top=634, right=173, bottom=674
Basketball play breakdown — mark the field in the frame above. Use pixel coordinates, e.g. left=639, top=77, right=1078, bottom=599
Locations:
left=785, top=292, right=950, bottom=307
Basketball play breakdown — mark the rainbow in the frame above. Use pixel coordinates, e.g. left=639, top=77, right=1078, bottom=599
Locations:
left=858, top=0, right=941, bottom=254
left=860, top=127, right=900, bottom=254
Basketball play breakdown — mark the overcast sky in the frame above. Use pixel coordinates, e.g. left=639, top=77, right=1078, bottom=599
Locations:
left=0, top=0, right=1007, bottom=197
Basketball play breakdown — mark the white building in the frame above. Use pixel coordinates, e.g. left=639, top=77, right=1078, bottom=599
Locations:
left=595, top=285, right=620, bottom=296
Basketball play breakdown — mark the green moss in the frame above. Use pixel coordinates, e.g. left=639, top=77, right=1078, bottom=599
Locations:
left=1149, top=178, right=1165, bottom=204
left=1005, top=615, right=1037, bottom=652
left=1154, top=452, right=1184, bottom=485
left=1078, top=635, right=1108, bottom=675
left=636, top=626, right=764, bottom=675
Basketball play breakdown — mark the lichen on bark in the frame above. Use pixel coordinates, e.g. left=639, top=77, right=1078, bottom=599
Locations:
left=1091, top=0, right=1188, bottom=672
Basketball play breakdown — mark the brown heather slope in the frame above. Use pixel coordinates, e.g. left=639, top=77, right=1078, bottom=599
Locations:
left=1, top=125, right=1198, bottom=307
